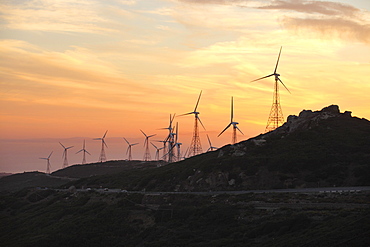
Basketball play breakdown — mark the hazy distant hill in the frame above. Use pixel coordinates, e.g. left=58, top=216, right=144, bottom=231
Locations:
left=0, top=160, right=163, bottom=192
left=0, top=172, right=72, bottom=192
left=52, top=160, right=164, bottom=178
left=70, top=105, right=370, bottom=191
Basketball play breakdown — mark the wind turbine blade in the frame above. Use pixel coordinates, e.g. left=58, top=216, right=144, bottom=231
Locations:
left=251, top=74, right=274, bottom=82
left=206, top=134, right=212, bottom=147
left=48, top=151, right=53, bottom=158
left=194, top=90, right=202, bottom=112
left=171, top=113, right=176, bottom=123
left=236, top=126, right=244, bottom=135
left=132, top=143, right=139, bottom=146
left=93, top=138, right=102, bottom=140
left=76, top=149, right=83, bottom=154
left=59, top=142, right=65, bottom=149
left=197, top=116, right=206, bottom=130
left=86, top=150, right=91, bottom=155
left=103, top=130, right=108, bottom=138
left=103, top=139, right=108, bottom=148
left=218, top=123, right=232, bottom=137
left=175, top=122, right=179, bottom=143
left=274, top=46, right=282, bottom=74
left=148, top=134, right=156, bottom=138
left=151, top=142, right=158, bottom=149
left=178, top=112, right=193, bottom=117
left=126, top=147, right=130, bottom=155
left=83, top=139, right=86, bottom=149
left=140, top=129, right=147, bottom=137
left=123, top=137, right=130, bottom=145
left=66, top=146, right=74, bottom=149
left=278, top=77, right=291, bottom=94
left=231, top=96, right=234, bottom=122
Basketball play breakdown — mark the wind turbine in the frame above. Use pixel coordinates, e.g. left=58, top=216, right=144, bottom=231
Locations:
left=179, top=90, right=206, bottom=157
left=123, top=137, right=139, bottom=161
left=93, top=130, right=108, bottom=163
left=59, top=142, right=74, bottom=168
left=158, top=113, right=176, bottom=161
left=40, top=151, right=53, bottom=174
left=218, top=97, right=244, bottom=144
left=206, top=134, right=217, bottom=152
left=151, top=142, right=164, bottom=161
left=76, top=140, right=91, bottom=164
left=140, top=129, right=156, bottom=161
left=173, top=122, right=182, bottom=162
left=251, top=46, right=291, bottom=132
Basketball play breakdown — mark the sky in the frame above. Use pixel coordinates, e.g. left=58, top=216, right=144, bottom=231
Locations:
left=1, top=0, right=369, bottom=174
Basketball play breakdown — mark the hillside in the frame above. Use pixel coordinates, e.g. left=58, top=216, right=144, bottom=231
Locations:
left=0, top=160, right=163, bottom=192
left=1, top=188, right=369, bottom=247
left=52, top=160, right=164, bottom=178
left=0, top=172, right=73, bottom=192
left=70, top=105, right=370, bottom=191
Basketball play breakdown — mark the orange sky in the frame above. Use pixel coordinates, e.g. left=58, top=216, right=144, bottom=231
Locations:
left=0, top=0, right=369, bottom=173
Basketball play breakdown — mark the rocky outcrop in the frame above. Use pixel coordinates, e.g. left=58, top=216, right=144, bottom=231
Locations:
left=269, top=105, right=352, bottom=136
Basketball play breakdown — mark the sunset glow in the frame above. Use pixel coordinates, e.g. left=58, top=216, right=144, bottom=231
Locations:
left=1, top=0, right=369, bottom=173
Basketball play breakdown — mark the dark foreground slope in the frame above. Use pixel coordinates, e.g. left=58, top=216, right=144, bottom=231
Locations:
left=71, top=105, right=370, bottom=191
left=1, top=189, right=369, bottom=247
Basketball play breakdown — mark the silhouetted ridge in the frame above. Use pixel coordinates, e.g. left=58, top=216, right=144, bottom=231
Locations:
left=67, top=105, right=370, bottom=192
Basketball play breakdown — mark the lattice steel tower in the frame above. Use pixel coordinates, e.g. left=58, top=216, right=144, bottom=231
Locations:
left=265, top=79, right=285, bottom=132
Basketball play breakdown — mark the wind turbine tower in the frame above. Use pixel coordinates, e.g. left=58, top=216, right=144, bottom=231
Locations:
left=173, top=122, right=182, bottom=162
left=218, top=97, right=244, bottom=144
left=40, top=151, right=53, bottom=174
left=180, top=90, right=206, bottom=157
left=151, top=142, right=163, bottom=161
left=159, top=114, right=176, bottom=161
left=94, top=130, right=108, bottom=163
left=59, top=142, right=74, bottom=168
left=140, top=130, right=156, bottom=161
left=251, top=46, right=291, bottom=132
left=123, top=137, right=139, bottom=161
left=76, top=140, right=91, bottom=164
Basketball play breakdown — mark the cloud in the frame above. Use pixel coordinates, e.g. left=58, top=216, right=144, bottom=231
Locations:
left=258, top=0, right=360, bottom=17
left=0, top=40, right=152, bottom=110
left=172, top=0, right=262, bottom=6
left=282, top=17, right=370, bottom=44
left=0, top=0, right=119, bottom=33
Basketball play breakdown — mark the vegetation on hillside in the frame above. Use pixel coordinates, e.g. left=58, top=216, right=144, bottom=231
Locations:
left=0, top=189, right=369, bottom=247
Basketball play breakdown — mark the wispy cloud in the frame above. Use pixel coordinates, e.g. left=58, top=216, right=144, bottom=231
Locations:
left=258, top=0, right=360, bottom=16
left=0, top=0, right=130, bottom=33
left=282, top=17, right=370, bottom=44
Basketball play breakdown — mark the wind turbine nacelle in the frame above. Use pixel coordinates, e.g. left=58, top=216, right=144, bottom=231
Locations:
left=232, top=122, right=239, bottom=125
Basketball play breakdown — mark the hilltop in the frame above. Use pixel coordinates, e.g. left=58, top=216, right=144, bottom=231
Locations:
left=70, top=105, right=370, bottom=191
